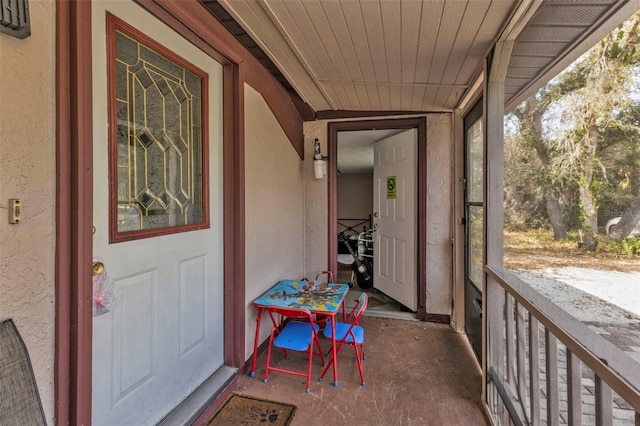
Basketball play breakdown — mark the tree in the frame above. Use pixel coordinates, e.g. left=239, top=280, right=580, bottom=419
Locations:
left=504, top=12, right=640, bottom=248
left=548, top=13, right=640, bottom=250
left=504, top=125, right=548, bottom=230
left=512, top=97, right=570, bottom=238
left=598, top=102, right=640, bottom=240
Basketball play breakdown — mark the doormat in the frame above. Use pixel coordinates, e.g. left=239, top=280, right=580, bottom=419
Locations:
left=203, top=393, right=296, bottom=425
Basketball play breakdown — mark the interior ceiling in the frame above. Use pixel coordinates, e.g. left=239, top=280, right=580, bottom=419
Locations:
left=201, top=0, right=632, bottom=116
left=337, top=129, right=406, bottom=174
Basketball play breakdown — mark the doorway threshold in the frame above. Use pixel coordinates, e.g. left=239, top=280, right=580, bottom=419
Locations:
left=365, top=309, right=419, bottom=321
left=345, top=288, right=418, bottom=321
left=157, top=365, right=237, bottom=426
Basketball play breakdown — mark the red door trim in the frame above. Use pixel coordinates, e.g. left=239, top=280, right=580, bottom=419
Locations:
left=55, top=0, right=248, bottom=422
left=327, top=118, right=428, bottom=320
left=105, top=13, right=213, bottom=243
left=55, top=1, right=94, bottom=423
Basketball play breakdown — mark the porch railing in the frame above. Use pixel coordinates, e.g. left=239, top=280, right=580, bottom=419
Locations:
left=484, top=265, right=640, bottom=425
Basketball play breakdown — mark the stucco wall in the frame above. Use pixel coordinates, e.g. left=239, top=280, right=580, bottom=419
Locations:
left=244, top=85, right=305, bottom=358
left=426, top=114, right=453, bottom=315
left=302, top=121, right=330, bottom=278
left=0, top=1, right=57, bottom=422
left=303, top=114, right=453, bottom=316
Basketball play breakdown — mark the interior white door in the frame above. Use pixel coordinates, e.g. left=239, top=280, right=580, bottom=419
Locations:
left=91, top=2, right=224, bottom=425
left=373, top=129, right=417, bottom=311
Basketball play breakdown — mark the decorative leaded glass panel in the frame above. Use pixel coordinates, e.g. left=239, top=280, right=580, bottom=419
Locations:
left=110, top=22, right=208, bottom=240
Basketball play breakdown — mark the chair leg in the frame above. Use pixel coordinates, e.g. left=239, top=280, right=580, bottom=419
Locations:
left=318, top=352, right=335, bottom=382
left=312, top=334, right=325, bottom=366
left=263, top=327, right=281, bottom=383
left=263, top=333, right=274, bottom=384
left=305, top=345, right=313, bottom=393
left=354, top=343, right=365, bottom=386
left=318, top=337, right=349, bottom=382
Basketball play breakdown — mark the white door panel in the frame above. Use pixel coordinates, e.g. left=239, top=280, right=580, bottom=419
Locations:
left=373, top=129, right=417, bottom=311
left=91, top=2, right=224, bottom=424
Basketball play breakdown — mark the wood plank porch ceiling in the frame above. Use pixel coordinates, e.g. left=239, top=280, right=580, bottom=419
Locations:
left=201, top=0, right=630, bottom=115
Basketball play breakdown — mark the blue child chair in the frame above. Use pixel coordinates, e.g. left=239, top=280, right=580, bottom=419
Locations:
left=319, top=292, right=368, bottom=386
left=263, top=307, right=325, bottom=392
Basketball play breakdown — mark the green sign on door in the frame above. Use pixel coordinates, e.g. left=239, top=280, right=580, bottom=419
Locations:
left=386, top=176, right=396, bottom=199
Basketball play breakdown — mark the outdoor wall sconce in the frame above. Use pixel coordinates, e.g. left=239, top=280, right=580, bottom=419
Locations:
left=313, top=138, right=327, bottom=179
left=0, top=0, right=31, bottom=39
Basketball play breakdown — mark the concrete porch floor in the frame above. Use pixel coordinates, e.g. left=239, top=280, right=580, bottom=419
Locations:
left=195, top=315, right=488, bottom=426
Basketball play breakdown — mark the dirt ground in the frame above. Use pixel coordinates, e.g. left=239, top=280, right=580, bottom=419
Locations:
left=503, top=230, right=640, bottom=324
left=504, top=230, right=640, bottom=273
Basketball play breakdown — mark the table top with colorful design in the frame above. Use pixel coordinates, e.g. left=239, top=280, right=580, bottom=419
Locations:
left=253, top=279, right=349, bottom=314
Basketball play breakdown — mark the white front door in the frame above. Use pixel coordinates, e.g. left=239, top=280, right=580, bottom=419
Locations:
left=91, top=2, right=224, bottom=425
left=373, top=129, right=417, bottom=311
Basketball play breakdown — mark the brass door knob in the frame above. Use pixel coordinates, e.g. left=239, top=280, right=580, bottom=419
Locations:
left=92, top=262, right=104, bottom=276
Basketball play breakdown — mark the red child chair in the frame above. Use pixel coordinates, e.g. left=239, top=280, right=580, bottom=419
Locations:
left=263, top=307, right=325, bottom=392
left=319, top=292, right=368, bottom=386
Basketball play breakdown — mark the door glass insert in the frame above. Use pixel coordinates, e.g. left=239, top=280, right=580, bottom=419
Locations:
left=464, top=99, right=483, bottom=360
left=466, top=118, right=484, bottom=287
left=108, top=15, right=209, bottom=242
left=468, top=205, right=484, bottom=286
left=467, top=119, right=483, bottom=205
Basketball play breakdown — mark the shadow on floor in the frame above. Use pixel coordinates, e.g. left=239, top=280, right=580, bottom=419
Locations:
left=338, top=266, right=418, bottom=321
left=195, top=316, right=488, bottom=426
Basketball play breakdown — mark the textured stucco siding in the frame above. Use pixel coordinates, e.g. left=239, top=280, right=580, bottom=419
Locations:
left=244, top=84, right=305, bottom=359
left=0, top=1, right=57, bottom=422
left=426, top=114, right=453, bottom=315
left=302, top=121, right=330, bottom=279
